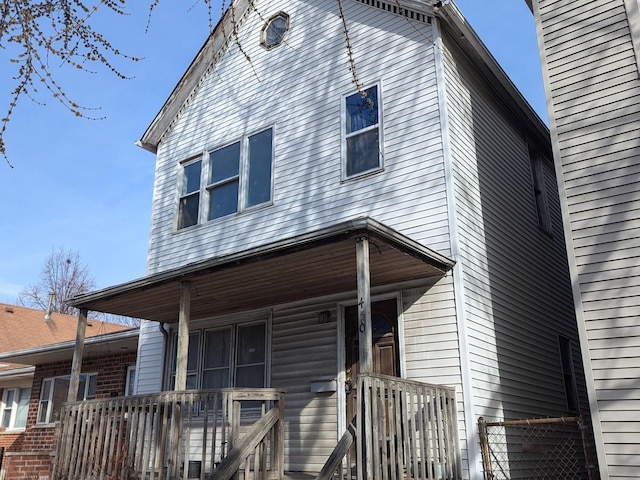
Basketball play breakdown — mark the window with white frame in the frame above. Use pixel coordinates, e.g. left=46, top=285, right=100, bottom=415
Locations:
left=125, top=365, right=136, bottom=396
left=342, top=84, right=383, bottom=178
left=178, top=159, right=202, bottom=229
left=170, top=322, right=268, bottom=392
left=176, top=128, right=274, bottom=229
left=37, top=373, right=97, bottom=424
left=1, top=387, right=31, bottom=430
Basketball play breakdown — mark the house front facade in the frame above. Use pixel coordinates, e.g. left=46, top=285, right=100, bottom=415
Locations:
left=68, top=1, right=589, bottom=478
left=529, top=0, right=640, bottom=478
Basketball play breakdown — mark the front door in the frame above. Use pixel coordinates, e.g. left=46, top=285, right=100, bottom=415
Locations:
left=345, top=298, right=399, bottom=423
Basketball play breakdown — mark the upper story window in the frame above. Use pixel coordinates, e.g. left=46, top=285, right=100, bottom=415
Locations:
left=178, top=159, right=202, bottom=229
left=176, top=127, right=274, bottom=230
left=1, top=387, right=31, bottom=430
left=37, top=373, right=97, bottom=424
left=261, top=12, right=290, bottom=49
left=342, top=84, right=383, bottom=179
left=528, top=145, right=553, bottom=235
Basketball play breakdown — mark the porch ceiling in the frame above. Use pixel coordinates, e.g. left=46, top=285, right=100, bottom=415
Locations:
left=69, top=218, right=455, bottom=323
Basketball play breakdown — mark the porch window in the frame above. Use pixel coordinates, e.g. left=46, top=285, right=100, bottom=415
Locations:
left=342, top=84, right=383, bottom=178
left=0, top=387, right=30, bottom=430
left=170, top=321, right=267, bottom=392
left=176, top=128, right=274, bottom=229
left=37, top=373, right=97, bottom=424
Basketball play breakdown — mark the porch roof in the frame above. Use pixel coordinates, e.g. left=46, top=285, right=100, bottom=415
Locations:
left=69, top=217, right=455, bottom=323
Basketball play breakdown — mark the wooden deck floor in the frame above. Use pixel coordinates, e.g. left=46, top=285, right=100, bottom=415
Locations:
left=283, top=472, right=317, bottom=480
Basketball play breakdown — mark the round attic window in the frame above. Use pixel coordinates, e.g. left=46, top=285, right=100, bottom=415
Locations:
left=261, top=12, right=289, bottom=49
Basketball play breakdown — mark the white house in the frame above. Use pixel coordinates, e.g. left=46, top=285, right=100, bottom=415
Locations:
left=529, top=0, right=640, bottom=478
left=65, top=1, right=588, bottom=478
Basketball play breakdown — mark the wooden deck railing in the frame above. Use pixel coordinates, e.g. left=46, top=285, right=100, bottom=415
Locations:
left=318, top=374, right=460, bottom=480
left=52, top=388, right=284, bottom=480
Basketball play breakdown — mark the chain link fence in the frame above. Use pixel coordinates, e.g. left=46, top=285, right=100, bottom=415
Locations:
left=478, top=415, right=598, bottom=480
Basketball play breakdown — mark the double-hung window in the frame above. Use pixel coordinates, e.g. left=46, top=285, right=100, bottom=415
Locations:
left=176, top=127, right=274, bottom=230
left=342, top=84, right=383, bottom=178
left=1, top=387, right=31, bottom=430
left=170, top=321, right=268, bottom=392
left=37, top=373, right=97, bottom=424
left=178, top=159, right=202, bottom=229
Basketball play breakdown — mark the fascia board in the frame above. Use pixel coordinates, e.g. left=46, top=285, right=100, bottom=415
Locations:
left=437, top=1, right=549, bottom=149
left=138, top=0, right=253, bottom=153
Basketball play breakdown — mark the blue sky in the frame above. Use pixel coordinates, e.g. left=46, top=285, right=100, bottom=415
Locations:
left=0, top=0, right=544, bottom=304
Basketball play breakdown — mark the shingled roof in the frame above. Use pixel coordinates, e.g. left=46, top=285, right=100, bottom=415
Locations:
left=0, top=303, right=131, bottom=372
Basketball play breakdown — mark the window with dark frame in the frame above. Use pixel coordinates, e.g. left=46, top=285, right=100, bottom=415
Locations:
left=558, top=335, right=579, bottom=412
left=528, top=145, right=553, bottom=234
left=343, top=85, right=382, bottom=178
left=169, top=322, right=267, bottom=393
left=176, top=128, right=274, bottom=230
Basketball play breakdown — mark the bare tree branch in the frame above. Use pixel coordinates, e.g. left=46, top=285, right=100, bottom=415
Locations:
left=18, top=246, right=96, bottom=315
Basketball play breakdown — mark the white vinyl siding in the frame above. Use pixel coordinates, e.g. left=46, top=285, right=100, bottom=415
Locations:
left=135, top=320, right=167, bottom=394
left=146, top=0, right=449, bottom=275
left=536, top=0, right=640, bottom=476
left=271, top=301, right=338, bottom=473
left=401, top=277, right=468, bottom=471
left=441, top=28, right=582, bottom=426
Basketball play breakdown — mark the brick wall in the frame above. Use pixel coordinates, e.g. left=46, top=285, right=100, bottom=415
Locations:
left=2, top=451, right=54, bottom=480
left=0, top=431, right=24, bottom=451
left=1, top=351, right=137, bottom=479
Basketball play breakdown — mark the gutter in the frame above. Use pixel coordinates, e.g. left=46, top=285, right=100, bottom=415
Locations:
left=0, top=365, right=35, bottom=380
left=0, top=329, right=139, bottom=364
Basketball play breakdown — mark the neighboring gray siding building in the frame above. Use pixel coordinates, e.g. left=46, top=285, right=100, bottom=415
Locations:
left=531, top=0, right=640, bottom=478
left=71, top=1, right=585, bottom=478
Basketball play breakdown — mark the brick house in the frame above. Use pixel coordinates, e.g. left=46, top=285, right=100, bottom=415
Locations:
left=0, top=304, right=136, bottom=479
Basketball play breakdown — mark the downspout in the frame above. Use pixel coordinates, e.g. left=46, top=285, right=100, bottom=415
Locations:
left=158, top=321, right=170, bottom=391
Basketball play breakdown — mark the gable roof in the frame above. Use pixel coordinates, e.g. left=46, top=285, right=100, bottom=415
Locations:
left=0, top=303, right=131, bottom=370
left=137, top=0, right=545, bottom=154
left=138, top=0, right=439, bottom=152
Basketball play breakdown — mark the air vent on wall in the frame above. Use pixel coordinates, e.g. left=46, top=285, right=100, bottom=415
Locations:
left=354, top=0, right=430, bottom=23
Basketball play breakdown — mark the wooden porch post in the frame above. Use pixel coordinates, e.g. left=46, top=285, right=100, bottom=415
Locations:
left=356, top=237, right=373, bottom=373
left=67, top=308, right=88, bottom=403
left=175, top=281, right=191, bottom=391
left=356, top=237, right=373, bottom=480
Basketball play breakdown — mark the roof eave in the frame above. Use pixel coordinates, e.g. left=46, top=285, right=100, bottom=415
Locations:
left=138, top=0, right=254, bottom=152
left=437, top=1, right=549, bottom=149
left=0, top=329, right=139, bottom=366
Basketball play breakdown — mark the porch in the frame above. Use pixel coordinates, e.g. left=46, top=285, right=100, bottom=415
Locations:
left=52, top=374, right=460, bottom=480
